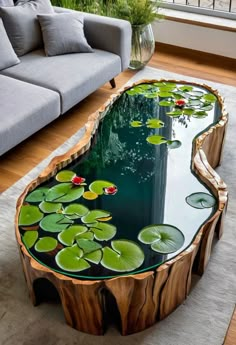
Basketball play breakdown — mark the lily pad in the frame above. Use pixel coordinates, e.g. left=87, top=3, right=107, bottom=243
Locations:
left=90, top=222, right=117, bottom=241
left=167, top=140, right=182, bottom=149
left=19, top=205, right=44, bottom=226
left=76, top=232, right=94, bottom=240
left=82, top=209, right=111, bottom=223
left=35, top=237, right=58, bottom=252
left=146, top=119, right=165, bottom=128
left=40, top=214, right=74, bottom=233
left=89, top=180, right=115, bottom=195
left=183, top=108, right=195, bottom=115
left=101, top=240, right=144, bottom=272
left=166, top=110, right=182, bottom=117
left=138, top=224, right=185, bottom=254
left=63, top=204, right=89, bottom=219
left=76, top=239, right=102, bottom=254
left=158, top=91, right=173, bottom=98
left=45, top=183, right=84, bottom=203
left=203, top=94, right=217, bottom=103
left=55, top=245, right=90, bottom=272
left=58, top=225, right=88, bottom=246
left=84, top=250, right=102, bottom=264
left=158, top=100, right=175, bottom=107
left=193, top=111, right=208, bottom=118
left=22, top=231, right=38, bottom=249
left=130, top=120, right=143, bottom=127
left=186, top=192, right=216, bottom=209
left=179, top=85, right=193, bottom=92
left=25, top=187, right=49, bottom=202
left=39, top=201, right=62, bottom=213
left=83, top=191, right=98, bottom=200
left=146, top=135, right=167, bottom=145
left=56, top=170, right=76, bottom=182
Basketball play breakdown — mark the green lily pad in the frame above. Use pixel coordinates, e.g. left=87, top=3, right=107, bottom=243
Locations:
left=138, top=224, right=185, bottom=254
left=158, top=100, right=175, bottom=107
left=39, top=201, right=62, bottom=213
left=179, top=85, right=193, bottom=92
left=193, top=111, right=208, bottom=118
left=45, top=183, right=84, bottom=203
left=130, top=120, right=143, bottom=127
left=144, top=92, right=159, bottom=98
left=55, top=245, right=90, bottom=272
left=25, top=187, right=49, bottom=202
left=166, top=110, right=182, bottom=117
left=56, top=170, right=76, bottom=182
left=76, top=232, right=94, bottom=241
left=203, top=93, right=217, bottom=103
left=201, top=104, right=213, bottom=111
left=167, top=140, right=182, bottom=149
left=63, top=204, right=89, bottom=219
left=19, top=205, right=44, bottom=226
left=101, top=240, right=144, bottom=272
left=188, top=90, right=204, bottom=97
left=183, top=108, right=195, bottom=115
left=22, top=231, right=38, bottom=249
left=84, top=250, right=102, bottom=264
left=35, top=237, right=58, bottom=252
left=158, top=91, right=173, bottom=98
left=82, top=209, right=111, bottom=223
left=146, top=135, right=167, bottom=145
left=188, top=99, right=201, bottom=106
left=40, top=214, right=74, bottom=233
left=186, top=192, right=216, bottom=209
left=58, top=225, right=88, bottom=246
left=90, top=222, right=117, bottom=241
left=146, top=119, right=165, bottom=128
left=89, top=180, right=114, bottom=195
left=76, top=239, right=102, bottom=254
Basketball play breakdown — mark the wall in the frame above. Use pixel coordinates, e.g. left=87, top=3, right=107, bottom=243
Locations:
left=152, top=19, right=236, bottom=59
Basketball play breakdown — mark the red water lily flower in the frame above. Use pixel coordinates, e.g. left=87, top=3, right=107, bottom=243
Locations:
left=104, top=186, right=118, bottom=195
left=71, top=176, right=85, bottom=185
left=175, top=99, right=186, bottom=107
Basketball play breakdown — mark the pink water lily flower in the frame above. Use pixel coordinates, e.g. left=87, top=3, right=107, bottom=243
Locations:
left=71, top=176, right=85, bottom=185
left=104, top=186, right=118, bottom=195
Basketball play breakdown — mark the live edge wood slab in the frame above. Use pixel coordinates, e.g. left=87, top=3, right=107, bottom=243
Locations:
left=15, top=79, right=228, bottom=335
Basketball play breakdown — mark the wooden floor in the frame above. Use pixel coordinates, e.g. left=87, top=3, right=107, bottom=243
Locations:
left=0, top=43, right=235, bottom=343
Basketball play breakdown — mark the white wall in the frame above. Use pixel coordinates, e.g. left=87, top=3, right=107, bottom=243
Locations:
left=152, top=19, right=236, bottom=59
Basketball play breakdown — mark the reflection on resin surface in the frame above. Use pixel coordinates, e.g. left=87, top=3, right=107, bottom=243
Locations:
left=19, top=82, right=221, bottom=279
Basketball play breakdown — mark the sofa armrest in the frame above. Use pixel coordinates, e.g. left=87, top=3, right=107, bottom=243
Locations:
left=53, top=7, right=132, bottom=71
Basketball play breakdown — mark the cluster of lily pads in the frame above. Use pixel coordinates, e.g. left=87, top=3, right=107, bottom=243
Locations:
left=130, top=118, right=182, bottom=148
left=127, top=82, right=217, bottom=146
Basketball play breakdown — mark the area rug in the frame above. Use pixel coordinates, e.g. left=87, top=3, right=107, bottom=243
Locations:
left=0, top=67, right=235, bottom=345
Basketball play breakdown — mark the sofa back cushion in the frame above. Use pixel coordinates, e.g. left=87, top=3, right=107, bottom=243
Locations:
left=0, top=18, right=20, bottom=70
left=37, top=12, right=94, bottom=57
left=0, top=0, right=14, bottom=5
left=0, top=0, right=53, bottom=56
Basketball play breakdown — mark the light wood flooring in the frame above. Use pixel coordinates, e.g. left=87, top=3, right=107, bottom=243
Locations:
left=0, top=43, right=235, bottom=343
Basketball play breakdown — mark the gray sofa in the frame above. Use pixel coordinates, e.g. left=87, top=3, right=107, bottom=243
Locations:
left=0, top=3, right=131, bottom=156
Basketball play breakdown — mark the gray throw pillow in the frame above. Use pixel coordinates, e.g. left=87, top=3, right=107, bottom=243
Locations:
left=0, top=0, right=14, bottom=6
left=37, top=13, right=94, bottom=57
left=0, top=18, right=20, bottom=70
left=0, top=0, right=53, bottom=56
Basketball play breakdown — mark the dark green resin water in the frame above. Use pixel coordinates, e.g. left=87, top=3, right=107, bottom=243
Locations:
left=19, top=82, right=221, bottom=279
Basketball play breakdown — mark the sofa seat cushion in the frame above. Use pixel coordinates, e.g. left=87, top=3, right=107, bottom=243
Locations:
left=0, top=75, right=60, bottom=156
left=2, top=48, right=121, bottom=114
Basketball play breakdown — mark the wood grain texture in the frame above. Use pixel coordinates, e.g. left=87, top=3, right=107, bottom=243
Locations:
left=14, top=78, right=228, bottom=335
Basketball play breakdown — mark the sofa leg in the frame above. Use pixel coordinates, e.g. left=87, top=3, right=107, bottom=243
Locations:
left=110, top=78, right=116, bottom=88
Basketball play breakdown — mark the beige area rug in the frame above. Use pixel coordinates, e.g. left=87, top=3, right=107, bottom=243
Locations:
left=0, top=67, right=235, bottom=345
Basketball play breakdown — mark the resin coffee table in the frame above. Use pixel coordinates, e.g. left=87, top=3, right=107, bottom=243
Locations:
left=16, top=79, right=228, bottom=335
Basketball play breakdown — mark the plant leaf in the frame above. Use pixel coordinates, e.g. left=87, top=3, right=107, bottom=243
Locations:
left=45, top=183, right=84, bottom=203
left=138, top=224, right=185, bottom=254
left=63, top=203, right=89, bottom=219
left=186, top=192, right=216, bottom=209
left=25, top=187, right=49, bottom=202
left=39, top=201, right=62, bottom=213
left=146, top=119, right=165, bottom=128
left=89, top=180, right=115, bottom=195
left=158, top=100, right=175, bottom=107
left=101, top=240, right=144, bottom=272
left=56, top=170, right=76, bottom=182
left=167, top=140, right=182, bottom=149
left=90, top=222, right=117, bottom=241
left=146, top=135, right=167, bottom=145
left=19, top=205, right=44, bottom=226
left=82, top=209, right=111, bottom=223
left=22, top=231, right=38, bottom=249
left=130, top=120, right=143, bottom=127
left=40, top=214, right=74, bottom=233
left=55, top=245, right=90, bottom=272
left=58, top=225, right=88, bottom=246
left=35, top=237, right=58, bottom=252
left=76, top=239, right=102, bottom=254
